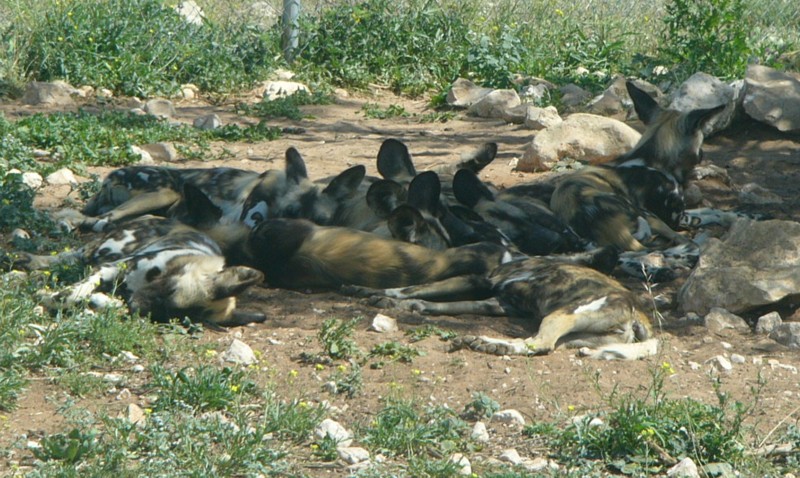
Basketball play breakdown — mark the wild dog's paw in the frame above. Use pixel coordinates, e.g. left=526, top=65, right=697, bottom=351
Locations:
left=449, top=335, right=532, bottom=355
left=366, top=296, right=399, bottom=309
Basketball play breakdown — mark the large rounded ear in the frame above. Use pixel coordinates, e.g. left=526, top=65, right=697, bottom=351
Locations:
left=387, top=204, right=425, bottom=243
left=626, top=80, right=662, bottom=125
left=406, top=171, right=441, bottom=215
left=285, top=147, right=309, bottom=184
left=457, top=142, right=498, bottom=172
left=179, top=183, right=222, bottom=227
left=366, top=179, right=406, bottom=219
left=682, top=104, right=726, bottom=134
left=452, top=169, right=494, bottom=208
left=322, top=165, right=366, bottom=200
left=377, top=138, right=416, bottom=182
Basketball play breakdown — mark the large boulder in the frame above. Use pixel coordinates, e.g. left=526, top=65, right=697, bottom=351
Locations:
left=468, top=89, right=521, bottom=119
left=678, top=219, right=800, bottom=315
left=742, top=65, right=800, bottom=132
left=518, top=113, right=641, bottom=172
left=22, top=81, right=76, bottom=106
left=446, top=78, right=493, bottom=108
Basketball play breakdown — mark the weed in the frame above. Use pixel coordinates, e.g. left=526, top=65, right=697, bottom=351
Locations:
left=361, top=103, right=410, bottom=120
left=659, top=0, right=751, bottom=81
left=406, top=324, right=457, bottom=343
left=261, top=393, right=326, bottom=443
left=462, top=391, right=500, bottom=420
left=331, top=362, right=364, bottom=398
left=361, top=398, right=468, bottom=458
left=0, top=367, right=27, bottom=412
left=318, top=318, right=362, bottom=360
left=241, top=90, right=334, bottom=120
left=57, top=371, right=108, bottom=399
left=415, top=110, right=457, bottom=123
left=369, top=341, right=422, bottom=368
left=149, top=365, right=258, bottom=413
left=32, top=427, right=99, bottom=464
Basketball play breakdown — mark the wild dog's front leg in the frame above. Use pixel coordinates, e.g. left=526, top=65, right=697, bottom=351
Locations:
left=13, top=248, right=84, bottom=271
left=680, top=208, right=752, bottom=229
left=38, top=264, right=124, bottom=310
left=84, top=189, right=182, bottom=232
left=370, top=297, right=507, bottom=316
left=342, top=275, right=491, bottom=301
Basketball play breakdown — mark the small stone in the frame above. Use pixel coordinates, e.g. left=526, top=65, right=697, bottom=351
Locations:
left=139, top=142, right=178, bottom=162
left=368, top=313, right=398, bottom=333
left=770, top=323, right=800, bottom=349
left=492, top=409, right=525, bottom=426
left=46, top=168, right=78, bottom=186
left=730, top=354, right=746, bottom=364
left=132, top=364, right=145, bottom=373
left=21, top=172, right=43, bottom=189
left=144, top=99, right=176, bottom=119
left=448, top=453, right=472, bottom=475
left=498, top=448, right=522, bottom=465
left=193, top=114, right=222, bottom=130
left=338, top=446, right=370, bottom=465
left=11, top=229, right=30, bottom=241
left=125, top=403, right=146, bottom=426
left=704, top=308, right=750, bottom=335
left=756, top=312, right=782, bottom=334
left=314, top=418, right=353, bottom=448
left=471, top=421, right=490, bottom=442
left=221, top=339, right=257, bottom=365
left=706, top=355, right=733, bottom=372
left=668, top=457, right=700, bottom=478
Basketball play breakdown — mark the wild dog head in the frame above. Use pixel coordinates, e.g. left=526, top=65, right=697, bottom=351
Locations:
left=614, top=164, right=685, bottom=229
left=22, top=215, right=265, bottom=326
left=615, top=80, right=725, bottom=185
left=240, top=147, right=371, bottom=229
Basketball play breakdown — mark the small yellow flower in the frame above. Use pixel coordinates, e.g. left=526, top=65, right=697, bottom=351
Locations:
left=253, top=350, right=263, bottom=359
left=67, top=11, right=72, bottom=16
left=57, top=36, right=64, bottom=42
left=230, top=384, right=240, bottom=393
left=298, top=401, right=309, bottom=409
left=204, top=349, right=218, bottom=359
left=640, top=427, right=656, bottom=438
left=555, top=8, right=564, bottom=16
left=661, top=361, right=676, bottom=375
left=315, top=363, right=325, bottom=371
left=310, top=443, right=319, bottom=450
left=411, top=369, right=422, bottom=376
left=337, top=364, right=347, bottom=372
left=144, top=408, right=153, bottom=415
left=567, top=405, right=575, bottom=412
left=289, top=369, right=298, bottom=378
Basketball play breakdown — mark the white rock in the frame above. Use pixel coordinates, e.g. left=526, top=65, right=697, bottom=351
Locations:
left=125, top=403, right=146, bottom=426
left=338, top=446, right=370, bottom=465
left=314, top=418, right=353, bottom=448
left=449, top=453, right=472, bottom=475
left=144, top=99, right=176, bottom=119
left=467, top=89, right=521, bottom=119
left=492, top=409, right=525, bottom=426
left=368, top=313, right=398, bottom=333
left=46, top=168, right=78, bottom=185
left=668, top=457, right=700, bottom=478
left=22, top=81, right=76, bottom=106
left=524, top=105, right=562, bottom=130
left=770, top=323, right=800, bottom=349
left=523, top=456, right=557, bottom=472
left=446, top=78, right=493, bottom=107
left=193, top=114, right=222, bottom=130
left=180, top=83, right=199, bottom=100
left=706, top=355, right=733, bottom=372
left=755, top=311, right=782, bottom=334
left=11, top=229, right=30, bottom=241
left=518, top=113, right=640, bottom=172
left=175, top=0, right=205, bottom=25
left=21, top=172, right=43, bottom=189
left=730, top=354, right=746, bottom=364
left=139, top=142, right=178, bottom=162
left=498, top=448, right=523, bottom=465
left=471, top=421, right=490, bottom=442
left=130, top=145, right=154, bottom=165
left=222, top=339, right=257, bottom=365
left=261, top=80, right=310, bottom=101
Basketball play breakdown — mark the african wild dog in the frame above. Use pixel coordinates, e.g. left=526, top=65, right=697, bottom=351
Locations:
left=612, top=81, right=726, bottom=186
left=15, top=211, right=265, bottom=326
left=344, top=248, right=657, bottom=360
left=80, top=165, right=267, bottom=232
left=226, top=216, right=516, bottom=291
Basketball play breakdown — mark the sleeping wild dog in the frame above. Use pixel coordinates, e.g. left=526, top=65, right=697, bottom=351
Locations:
left=345, top=248, right=657, bottom=360
left=15, top=202, right=265, bottom=327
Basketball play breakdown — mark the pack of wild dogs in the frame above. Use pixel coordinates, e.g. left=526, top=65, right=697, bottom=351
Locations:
left=15, top=81, right=746, bottom=360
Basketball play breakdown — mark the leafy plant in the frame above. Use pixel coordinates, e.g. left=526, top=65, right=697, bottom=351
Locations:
left=405, top=324, right=457, bottom=343
left=361, top=103, right=410, bottom=120
left=241, top=90, right=334, bottom=120
left=0, top=367, right=27, bottom=411
left=659, top=0, right=750, bottom=81
left=369, top=341, right=422, bottom=368
left=318, top=318, right=362, bottom=360
left=261, top=394, right=326, bottom=443
left=462, top=391, right=500, bottom=420
left=330, top=363, right=363, bottom=398
left=149, top=365, right=258, bottom=412
left=465, top=28, right=524, bottom=89
left=33, top=427, right=99, bottom=464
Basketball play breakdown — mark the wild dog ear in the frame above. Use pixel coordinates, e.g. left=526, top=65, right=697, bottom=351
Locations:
left=457, top=142, right=498, bottom=173
left=211, top=266, right=264, bottom=299
left=406, top=171, right=441, bottom=216
left=285, top=147, right=309, bottom=184
left=681, top=104, right=726, bottom=134
left=366, top=179, right=406, bottom=219
left=453, top=169, right=494, bottom=208
left=322, top=165, right=366, bottom=200
left=377, top=139, right=416, bottom=182
left=387, top=204, right=426, bottom=243
left=179, top=183, right=223, bottom=227
left=626, top=80, right=662, bottom=125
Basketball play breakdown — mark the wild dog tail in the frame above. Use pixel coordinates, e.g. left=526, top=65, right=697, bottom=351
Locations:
left=454, top=143, right=498, bottom=173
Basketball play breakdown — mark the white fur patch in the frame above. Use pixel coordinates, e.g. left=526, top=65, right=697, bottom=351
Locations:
left=96, top=229, right=137, bottom=256
left=573, top=296, right=607, bottom=315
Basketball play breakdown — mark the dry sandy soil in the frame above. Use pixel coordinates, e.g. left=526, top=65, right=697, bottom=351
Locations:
left=2, top=89, right=800, bottom=474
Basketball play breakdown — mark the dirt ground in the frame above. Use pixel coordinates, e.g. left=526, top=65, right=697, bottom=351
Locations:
left=3, top=89, right=800, bottom=473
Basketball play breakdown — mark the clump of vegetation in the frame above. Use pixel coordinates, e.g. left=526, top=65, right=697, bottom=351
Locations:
left=318, top=318, right=363, bottom=360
